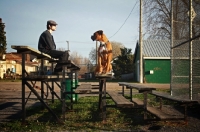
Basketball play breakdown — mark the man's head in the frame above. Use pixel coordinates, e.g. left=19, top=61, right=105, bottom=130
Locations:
left=47, top=20, right=58, bottom=31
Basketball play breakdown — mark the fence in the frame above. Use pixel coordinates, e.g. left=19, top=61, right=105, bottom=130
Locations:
left=171, top=0, right=200, bottom=100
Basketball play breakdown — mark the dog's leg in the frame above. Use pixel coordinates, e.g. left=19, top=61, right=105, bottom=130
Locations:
left=105, top=52, right=112, bottom=74
left=96, top=54, right=103, bottom=74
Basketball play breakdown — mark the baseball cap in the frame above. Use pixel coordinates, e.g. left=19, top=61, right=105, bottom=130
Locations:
left=47, top=20, right=58, bottom=25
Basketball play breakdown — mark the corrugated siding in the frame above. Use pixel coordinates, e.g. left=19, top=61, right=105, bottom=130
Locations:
left=143, top=40, right=170, bottom=57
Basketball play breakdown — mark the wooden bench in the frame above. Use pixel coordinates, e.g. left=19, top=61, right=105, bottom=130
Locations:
left=75, top=84, right=92, bottom=94
left=146, top=106, right=185, bottom=120
left=149, top=90, right=199, bottom=120
left=118, top=82, right=200, bottom=121
left=11, top=45, right=80, bottom=123
left=107, top=90, right=134, bottom=108
left=11, top=45, right=52, bottom=59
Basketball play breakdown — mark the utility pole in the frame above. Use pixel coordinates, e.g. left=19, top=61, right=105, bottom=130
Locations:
left=139, top=0, right=143, bottom=83
left=66, top=41, right=69, bottom=50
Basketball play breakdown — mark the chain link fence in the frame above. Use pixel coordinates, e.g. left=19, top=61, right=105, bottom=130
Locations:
left=171, top=0, right=200, bottom=100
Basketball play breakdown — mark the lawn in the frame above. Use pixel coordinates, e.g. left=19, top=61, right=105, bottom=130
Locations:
left=0, top=95, right=146, bottom=131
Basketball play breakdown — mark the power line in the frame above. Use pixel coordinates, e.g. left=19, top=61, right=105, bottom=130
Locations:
left=109, top=1, right=138, bottom=39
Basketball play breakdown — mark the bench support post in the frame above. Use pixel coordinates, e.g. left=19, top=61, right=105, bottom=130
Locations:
left=122, top=85, right=124, bottom=96
left=159, top=97, right=163, bottom=110
left=143, top=92, right=147, bottom=120
left=98, top=77, right=108, bottom=122
left=22, top=53, right=26, bottom=123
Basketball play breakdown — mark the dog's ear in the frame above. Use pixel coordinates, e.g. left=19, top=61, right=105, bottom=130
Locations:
left=97, top=30, right=103, bottom=35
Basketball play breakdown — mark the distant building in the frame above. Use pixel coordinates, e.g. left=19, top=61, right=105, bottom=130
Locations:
left=0, top=52, right=39, bottom=79
left=133, top=40, right=170, bottom=83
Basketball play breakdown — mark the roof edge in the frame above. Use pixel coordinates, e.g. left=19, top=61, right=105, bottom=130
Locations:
left=144, top=57, right=170, bottom=59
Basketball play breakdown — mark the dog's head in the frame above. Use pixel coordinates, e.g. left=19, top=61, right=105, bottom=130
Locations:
left=91, top=30, right=103, bottom=41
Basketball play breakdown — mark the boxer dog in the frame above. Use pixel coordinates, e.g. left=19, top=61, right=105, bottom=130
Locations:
left=91, top=30, right=112, bottom=74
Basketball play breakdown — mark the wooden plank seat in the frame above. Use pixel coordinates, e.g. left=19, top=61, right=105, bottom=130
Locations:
left=75, top=84, right=92, bottom=94
left=149, top=91, right=199, bottom=120
left=132, top=98, right=144, bottom=107
left=107, top=90, right=134, bottom=108
left=130, top=97, right=185, bottom=120
left=150, top=91, right=199, bottom=104
left=49, top=60, right=80, bottom=70
left=147, top=106, right=184, bottom=120
left=91, top=84, right=100, bottom=89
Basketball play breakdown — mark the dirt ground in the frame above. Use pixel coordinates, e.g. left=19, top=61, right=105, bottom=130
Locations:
left=1, top=81, right=200, bottom=131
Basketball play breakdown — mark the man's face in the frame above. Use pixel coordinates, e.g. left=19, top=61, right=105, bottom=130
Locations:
left=50, top=25, right=57, bottom=31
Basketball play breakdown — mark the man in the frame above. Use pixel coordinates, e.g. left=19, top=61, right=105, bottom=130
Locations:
left=38, top=20, right=69, bottom=72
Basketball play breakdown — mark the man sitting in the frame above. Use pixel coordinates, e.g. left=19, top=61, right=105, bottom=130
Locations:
left=38, top=20, right=69, bottom=72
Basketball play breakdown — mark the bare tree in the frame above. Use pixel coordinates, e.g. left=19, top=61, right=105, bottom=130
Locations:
left=70, top=51, right=92, bottom=75
left=143, top=0, right=200, bottom=40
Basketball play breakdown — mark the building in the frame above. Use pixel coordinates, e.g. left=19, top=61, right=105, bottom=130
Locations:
left=133, top=40, right=170, bottom=83
left=0, top=53, right=39, bottom=79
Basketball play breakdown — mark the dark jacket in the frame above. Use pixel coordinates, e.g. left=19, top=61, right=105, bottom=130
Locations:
left=38, top=30, right=56, bottom=53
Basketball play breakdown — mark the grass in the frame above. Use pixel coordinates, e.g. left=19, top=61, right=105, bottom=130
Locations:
left=0, top=96, right=146, bottom=131
left=0, top=83, right=185, bottom=131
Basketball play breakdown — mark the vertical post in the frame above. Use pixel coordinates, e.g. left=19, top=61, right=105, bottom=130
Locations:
left=98, top=79, right=103, bottom=110
left=96, top=41, right=98, bottom=66
left=40, top=59, right=44, bottom=101
left=71, top=71, right=74, bottom=109
left=139, top=0, right=143, bottom=83
left=51, top=63, right=54, bottom=103
left=22, top=53, right=26, bottom=123
left=143, top=92, right=147, bottom=120
left=170, top=0, right=174, bottom=96
left=102, top=78, right=106, bottom=122
left=189, top=0, right=193, bottom=100
left=74, top=70, right=78, bottom=102
left=122, top=85, right=124, bottom=96
left=66, top=41, right=69, bottom=50
left=62, top=65, right=66, bottom=121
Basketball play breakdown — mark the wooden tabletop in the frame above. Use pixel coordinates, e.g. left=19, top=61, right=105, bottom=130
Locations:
left=126, top=83, right=156, bottom=91
left=95, top=74, right=112, bottom=78
left=11, top=45, right=52, bottom=59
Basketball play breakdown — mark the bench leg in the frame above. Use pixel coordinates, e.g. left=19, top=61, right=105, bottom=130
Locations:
left=122, top=86, right=124, bottom=96
left=98, top=80, right=103, bottom=110
left=159, top=97, right=163, bottom=110
left=130, top=89, right=133, bottom=102
left=143, top=92, right=147, bottom=120
left=102, top=79, right=106, bottom=122
left=184, top=105, right=188, bottom=121
left=98, top=79, right=106, bottom=122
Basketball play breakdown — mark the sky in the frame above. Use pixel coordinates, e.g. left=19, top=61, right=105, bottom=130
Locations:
left=0, top=0, right=140, bottom=58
